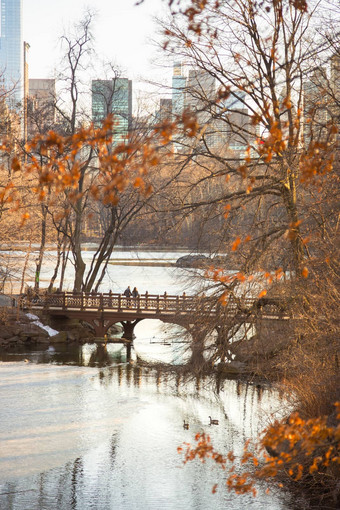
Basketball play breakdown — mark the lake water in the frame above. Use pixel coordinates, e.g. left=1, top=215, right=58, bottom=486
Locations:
left=0, top=359, right=295, bottom=510
left=0, top=248, right=297, bottom=509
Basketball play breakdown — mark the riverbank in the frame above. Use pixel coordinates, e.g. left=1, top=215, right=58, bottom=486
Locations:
left=0, top=305, right=96, bottom=348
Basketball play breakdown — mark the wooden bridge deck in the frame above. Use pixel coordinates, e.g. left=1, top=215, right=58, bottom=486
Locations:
left=26, top=291, right=289, bottom=321
left=23, top=291, right=290, bottom=339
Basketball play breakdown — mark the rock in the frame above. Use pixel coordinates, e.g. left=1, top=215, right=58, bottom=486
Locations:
left=108, top=324, right=123, bottom=335
left=67, top=330, right=79, bottom=342
left=7, top=335, right=21, bottom=345
left=36, top=336, right=51, bottom=344
left=176, top=254, right=210, bottom=268
left=0, top=294, right=15, bottom=307
left=211, top=255, right=228, bottom=266
left=19, top=326, right=49, bottom=338
left=0, top=326, right=16, bottom=340
left=49, top=331, right=68, bottom=343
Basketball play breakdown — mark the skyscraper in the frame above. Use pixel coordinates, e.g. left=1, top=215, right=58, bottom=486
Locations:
left=92, top=78, right=132, bottom=145
left=213, top=91, right=254, bottom=153
left=303, top=67, right=329, bottom=146
left=28, top=78, right=56, bottom=136
left=185, top=68, right=215, bottom=117
left=0, top=0, right=23, bottom=107
left=172, top=62, right=186, bottom=117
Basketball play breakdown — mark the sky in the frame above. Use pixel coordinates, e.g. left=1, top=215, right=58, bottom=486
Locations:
left=23, top=0, right=170, bottom=107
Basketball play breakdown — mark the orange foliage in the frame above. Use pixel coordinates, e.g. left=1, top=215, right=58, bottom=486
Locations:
left=231, top=237, right=241, bottom=251
left=21, top=116, right=181, bottom=207
left=179, top=403, right=340, bottom=496
left=300, top=139, right=335, bottom=183
left=301, top=267, right=309, bottom=278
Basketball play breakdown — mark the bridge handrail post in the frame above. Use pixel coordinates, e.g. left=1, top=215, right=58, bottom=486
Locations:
left=164, top=291, right=167, bottom=310
left=100, top=293, right=104, bottom=311
left=156, top=295, right=160, bottom=312
left=182, top=292, right=186, bottom=311
left=63, top=292, right=66, bottom=310
left=43, top=293, right=49, bottom=311
left=137, top=295, right=140, bottom=311
left=81, top=292, right=84, bottom=310
left=118, top=294, right=122, bottom=312
left=145, top=291, right=148, bottom=309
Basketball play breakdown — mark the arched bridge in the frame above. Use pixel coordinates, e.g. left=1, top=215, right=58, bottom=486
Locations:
left=26, top=291, right=289, bottom=339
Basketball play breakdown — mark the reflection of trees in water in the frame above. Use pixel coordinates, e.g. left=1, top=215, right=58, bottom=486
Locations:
left=93, top=364, right=283, bottom=443
left=87, top=343, right=128, bottom=367
left=95, top=363, right=274, bottom=419
left=109, top=433, right=118, bottom=472
left=133, top=366, right=142, bottom=386
left=17, top=435, right=119, bottom=510
left=88, top=344, right=111, bottom=367
left=70, top=457, right=83, bottom=510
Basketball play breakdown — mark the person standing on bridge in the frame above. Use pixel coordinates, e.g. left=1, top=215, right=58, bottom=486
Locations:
left=124, top=286, right=132, bottom=307
left=132, top=287, right=139, bottom=307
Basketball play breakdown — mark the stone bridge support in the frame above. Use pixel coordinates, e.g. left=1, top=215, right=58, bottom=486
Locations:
left=87, top=318, right=118, bottom=338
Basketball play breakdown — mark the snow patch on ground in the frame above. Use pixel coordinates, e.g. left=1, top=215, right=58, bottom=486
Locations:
left=26, top=313, right=59, bottom=337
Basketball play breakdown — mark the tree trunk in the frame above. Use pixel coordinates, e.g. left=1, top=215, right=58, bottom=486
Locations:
left=282, top=170, right=306, bottom=275
left=34, top=204, right=47, bottom=293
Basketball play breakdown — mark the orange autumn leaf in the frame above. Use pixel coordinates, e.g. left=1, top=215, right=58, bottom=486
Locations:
left=133, top=177, right=145, bottom=189
left=235, top=272, right=246, bottom=282
left=301, top=267, right=309, bottom=278
left=258, top=290, right=267, bottom=298
left=231, top=237, right=241, bottom=251
left=224, top=204, right=231, bottom=218
left=20, top=212, right=30, bottom=227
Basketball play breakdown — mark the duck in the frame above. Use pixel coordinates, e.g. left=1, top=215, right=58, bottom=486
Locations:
left=209, top=416, right=219, bottom=425
left=183, top=420, right=189, bottom=429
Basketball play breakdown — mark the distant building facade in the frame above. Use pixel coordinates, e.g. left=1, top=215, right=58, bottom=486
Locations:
left=92, top=78, right=132, bottom=145
left=172, top=62, right=186, bottom=117
left=158, top=98, right=172, bottom=122
left=213, top=91, right=254, bottom=154
left=185, top=68, right=215, bottom=116
left=303, top=67, right=330, bottom=146
left=0, top=0, right=23, bottom=107
left=170, top=62, right=254, bottom=154
left=28, top=78, right=56, bottom=136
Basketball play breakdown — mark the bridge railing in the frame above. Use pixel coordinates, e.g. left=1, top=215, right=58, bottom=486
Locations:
left=25, top=291, right=286, bottom=318
left=37, top=291, right=254, bottom=313
left=42, top=291, right=203, bottom=313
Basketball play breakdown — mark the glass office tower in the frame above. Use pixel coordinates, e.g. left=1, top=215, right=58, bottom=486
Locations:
left=92, top=78, right=132, bottom=145
left=0, top=0, right=23, bottom=107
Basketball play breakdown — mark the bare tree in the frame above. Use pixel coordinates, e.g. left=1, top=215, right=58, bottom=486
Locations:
left=157, top=1, right=338, bottom=273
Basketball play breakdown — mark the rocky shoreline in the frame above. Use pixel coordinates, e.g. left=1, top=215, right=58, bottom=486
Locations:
left=0, top=304, right=96, bottom=350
